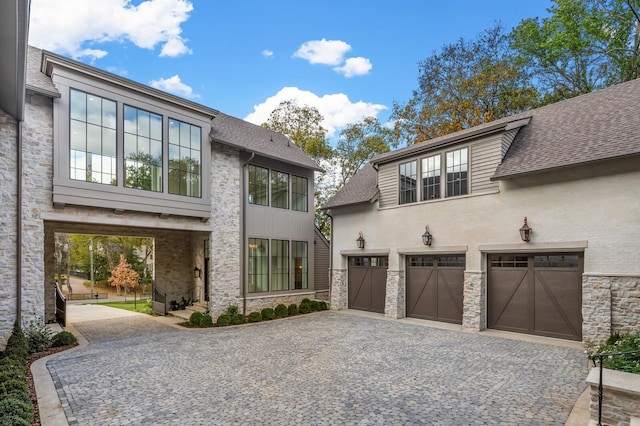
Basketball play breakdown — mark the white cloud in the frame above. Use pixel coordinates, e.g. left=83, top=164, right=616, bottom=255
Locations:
left=149, top=75, right=199, bottom=99
left=293, top=39, right=351, bottom=66
left=262, top=49, right=274, bottom=58
left=244, top=87, right=387, bottom=138
left=29, top=0, right=194, bottom=60
left=333, top=57, right=372, bottom=78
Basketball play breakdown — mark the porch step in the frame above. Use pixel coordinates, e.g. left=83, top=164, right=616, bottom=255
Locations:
left=167, top=304, right=208, bottom=321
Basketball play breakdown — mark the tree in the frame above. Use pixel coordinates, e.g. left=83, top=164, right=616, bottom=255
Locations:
left=392, top=24, right=539, bottom=144
left=511, top=0, right=640, bottom=104
left=262, top=100, right=332, bottom=160
left=108, top=254, right=140, bottom=301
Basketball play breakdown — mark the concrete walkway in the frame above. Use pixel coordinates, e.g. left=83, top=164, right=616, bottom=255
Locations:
left=34, top=306, right=590, bottom=425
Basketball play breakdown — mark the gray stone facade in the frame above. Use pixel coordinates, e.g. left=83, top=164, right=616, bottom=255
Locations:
left=330, top=269, right=347, bottom=310
left=587, top=368, right=640, bottom=425
left=384, top=270, right=405, bottom=319
left=583, top=274, right=640, bottom=345
left=462, top=271, right=486, bottom=332
left=244, top=293, right=318, bottom=314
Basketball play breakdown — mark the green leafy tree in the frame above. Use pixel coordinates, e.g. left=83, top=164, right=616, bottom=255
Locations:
left=392, top=24, right=539, bottom=144
left=262, top=100, right=332, bottom=160
left=511, top=0, right=640, bottom=104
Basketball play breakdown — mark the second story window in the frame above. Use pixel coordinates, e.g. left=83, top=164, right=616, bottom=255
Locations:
left=271, top=170, right=289, bottom=209
left=421, top=155, right=441, bottom=200
left=124, top=105, right=162, bottom=192
left=169, top=119, right=201, bottom=197
left=248, top=165, right=268, bottom=205
left=446, top=147, right=468, bottom=197
left=399, top=160, right=417, bottom=204
left=70, top=89, right=116, bottom=185
left=291, top=175, right=308, bottom=212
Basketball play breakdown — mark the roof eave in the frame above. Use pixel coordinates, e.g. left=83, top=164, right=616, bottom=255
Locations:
left=0, top=0, right=30, bottom=120
left=26, top=84, right=61, bottom=99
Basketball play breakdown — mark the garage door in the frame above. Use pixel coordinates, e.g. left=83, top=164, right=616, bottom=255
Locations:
left=488, top=253, right=583, bottom=341
left=406, top=255, right=465, bottom=324
left=348, top=256, right=388, bottom=313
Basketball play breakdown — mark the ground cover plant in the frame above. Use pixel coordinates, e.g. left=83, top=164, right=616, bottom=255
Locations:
left=590, top=331, right=640, bottom=374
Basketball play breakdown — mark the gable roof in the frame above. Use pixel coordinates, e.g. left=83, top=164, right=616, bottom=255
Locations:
left=26, top=47, right=59, bottom=98
left=322, top=162, right=378, bottom=209
left=209, top=112, right=323, bottom=171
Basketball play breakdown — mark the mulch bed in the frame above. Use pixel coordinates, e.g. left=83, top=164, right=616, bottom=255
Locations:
left=26, top=343, right=78, bottom=426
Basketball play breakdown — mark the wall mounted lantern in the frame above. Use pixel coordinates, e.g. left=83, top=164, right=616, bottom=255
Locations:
left=519, top=217, right=532, bottom=242
left=356, top=232, right=365, bottom=249
left=194, top=266, right=201, bottom=279
left=422, top=226, right=433, bottom=246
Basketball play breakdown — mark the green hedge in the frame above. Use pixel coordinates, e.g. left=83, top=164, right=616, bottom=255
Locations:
left=0, top=323, right=33, bottom=426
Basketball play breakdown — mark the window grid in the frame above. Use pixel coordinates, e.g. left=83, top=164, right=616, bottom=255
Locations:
left=292, top=241, right=308, bottom=289
left=168, top=119, right=201, bottom=197
left=248, top=238, right=309, bottom=293
left=421, top=155, right=441, bottom=200
left=248, top=165, right=269, bottom=206
left=399, top=161, right=417, bottom=204
left=271, top=170, right=290, bottom=209
left=446, top=147, right=468, bottom=197
left=123, top=105, right=163, bottom=192
left=271, top=240, right=290, bottom=291
left=248, top=238, right=269, bottom=293
left=291, top=175, right=308, bottom=212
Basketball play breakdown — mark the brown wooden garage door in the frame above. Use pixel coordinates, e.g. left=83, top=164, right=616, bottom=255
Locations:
left=348, top=256, right=388, bottom=313
left=406, top=255, right=465, bottom=324
left=487, top=253, right=583, bottom=341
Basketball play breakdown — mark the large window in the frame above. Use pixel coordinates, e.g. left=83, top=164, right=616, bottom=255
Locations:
left=70, top=89, right=117, bottom=185
left=292, top=241, right=308, bottom=289
left=169, top=119, right=201, bottom=197
left=271, top=240, right=289, bottom=291
left=271, top=170, right=289, bottom=209
left=248, top=165, right=269, bottom=205
left=446, top=147, right=468, bottom=197
left=421, top=155, right=441, bottom=200
left=291, top=175, right=308, bottom=212
left=399, top=161, right=417, bottom=204
left=248, top=238, right=269, bottom=293
left=124, top=105, right=162, bottom=192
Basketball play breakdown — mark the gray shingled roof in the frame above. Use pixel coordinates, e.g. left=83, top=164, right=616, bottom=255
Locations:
left=26, top=46, right=59, bottom=97
left=209, top=112, right=323, bottom=171
left=493, top=77, right=640, bottom=179
left=323, top=162, right=378, bottom=209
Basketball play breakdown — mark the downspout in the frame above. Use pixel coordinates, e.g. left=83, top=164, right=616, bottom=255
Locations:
left=16, top=120, right=23, bottom=327
left=241, top=151, right=255, bottom=315
left=326, top=211, right=333, bottom=306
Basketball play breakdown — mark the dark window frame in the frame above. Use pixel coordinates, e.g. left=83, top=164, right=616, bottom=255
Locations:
left=399, top=160, right=417, bottom=204
left=248, top=164, right=269, bottom=206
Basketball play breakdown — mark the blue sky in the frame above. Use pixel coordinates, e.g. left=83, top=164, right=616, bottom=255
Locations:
left=29, top=0, right=553, bottom=141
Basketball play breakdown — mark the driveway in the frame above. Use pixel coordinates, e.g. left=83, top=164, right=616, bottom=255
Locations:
left=46, top=308, right=587, bottom=425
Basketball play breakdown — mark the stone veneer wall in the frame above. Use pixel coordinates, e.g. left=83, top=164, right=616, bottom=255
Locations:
left=0, top=109, right=18, bottom=348
left=330, top=269, right=347, bottom=310
left=154, top=230, right=195, bottom=304
left=385, top=270, right=405, bottom=319
left=244, top=293, right=317, bottom=314
left=583, top=274, right=640, bottom=345
left=587, top=368, right=640, bottom=425
left=462, top=271, right=486, bottom=332
left=208, top=144, right=241, bottom=317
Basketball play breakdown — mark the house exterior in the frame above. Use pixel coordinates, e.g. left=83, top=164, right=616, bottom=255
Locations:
left=0, top=3, right=327, bottom=347
left=324, top=78, right=640, bottom=344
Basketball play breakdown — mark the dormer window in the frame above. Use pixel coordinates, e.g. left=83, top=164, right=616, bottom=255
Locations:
left=399, top=160, right=417, bottom=204
left=421, top=155, right=441, bottom=200
left=445, top=147, right=468, bottom=197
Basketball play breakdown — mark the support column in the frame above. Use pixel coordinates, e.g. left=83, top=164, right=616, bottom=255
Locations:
left=385, top=270, right=405, bottom=319
left=330, top=269, right=347, bottom=310
left=582, top=275, right=612, bottom=345
left=462, top=271, right=485, bottom=332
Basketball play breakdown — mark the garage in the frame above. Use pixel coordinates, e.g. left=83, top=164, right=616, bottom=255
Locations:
left=348, top=256, right=388, bottom=313
left=406, top=255, right=465, bottom=324
left=487, top=253, right=583, bottom=341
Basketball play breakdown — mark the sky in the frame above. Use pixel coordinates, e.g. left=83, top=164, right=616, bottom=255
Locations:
left=28, top=0, right=553, bottom=142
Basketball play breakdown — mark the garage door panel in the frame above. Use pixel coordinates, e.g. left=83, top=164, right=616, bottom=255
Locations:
left=437, top=269, right=464, bottom=323
left=371, top=268, right=388, bottom=313
left=348, top=257, right=388, bottom=313
left=407, top=267, right=436, bottom=320
left=488, top=269, right=530, bottom=331
left=534, top=270, right=582, bottom=340
left=348, top=267, right=371, bottom=311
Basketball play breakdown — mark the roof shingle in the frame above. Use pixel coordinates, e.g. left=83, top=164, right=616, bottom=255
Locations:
left=323, top=162, right=378, bottom=209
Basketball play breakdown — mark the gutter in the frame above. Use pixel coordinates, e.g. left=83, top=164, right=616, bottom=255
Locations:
left=240, top=151, right=255, bottom=315
left=327, top=211, right=333, bottom=306
left=16, top=119, right=23, bottom=327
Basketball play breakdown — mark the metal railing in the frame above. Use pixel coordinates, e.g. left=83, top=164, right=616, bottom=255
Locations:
left=152, top=283, right=167, bottom=315
left=55, top=282, right=66, bottom=327
left=589, top=349, right=640, bottom=426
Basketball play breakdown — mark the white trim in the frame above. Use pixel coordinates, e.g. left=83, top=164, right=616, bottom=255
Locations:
left=378, top=189, right=500, bottom=211
left=583, top=272, right=640, bottom=278
left=243, top=291, right=315, bottom=300
left=478, top=241, right=588, bottom=253
left=340, top=249, right=391, bottom=256
left=398, top=245, right=468, bottom=255
left=41, top=212, right=213, bottom=232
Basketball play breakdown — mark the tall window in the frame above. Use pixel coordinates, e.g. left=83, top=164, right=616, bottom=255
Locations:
left=271, top=170, right=289, bottom=209
left=271, top=240, right=289, bottom=291
left=248, top=165, right=268, bottom=205
left=70, top=89, right=117, bottom=185
left=124, top=105, right=162, bottom=191
left=421, top=155, right=441, bottom=200
left=446, top=147, right=468, bottom=197
left=291, top=175, right=308, bottom=212
left=248, top=238, right=268, bottom=292
left=292, top=241, right=308, bottom=289
left=399, top=160, right=417, bottom=204
left=169, top=119, right=201, bottom=197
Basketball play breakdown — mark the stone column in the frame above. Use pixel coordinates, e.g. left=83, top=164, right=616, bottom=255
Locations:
left=582, top=275, right=612, bottom=345
left=330, top=269, right=347, bottom=310
left=385, top=270, right=405, bottom=319
left=462, top=271, right=485, bottom=332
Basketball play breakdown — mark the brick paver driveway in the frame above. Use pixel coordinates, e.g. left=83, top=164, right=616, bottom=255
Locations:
left=48, top=310, right=587, bottom=425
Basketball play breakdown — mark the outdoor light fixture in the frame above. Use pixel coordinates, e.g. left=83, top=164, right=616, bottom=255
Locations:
left=422, top=226, right=433, bottom=246
left=519, top=217, right=532, bottom=242
left=356, top=232, right=365, bottom=249
left=194, top=266, right=201, bottom=279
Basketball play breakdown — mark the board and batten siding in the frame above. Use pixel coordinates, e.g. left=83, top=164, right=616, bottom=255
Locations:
left=314, top=228, right=330, bottom=291
left=378, top=162, right=398, bottom=208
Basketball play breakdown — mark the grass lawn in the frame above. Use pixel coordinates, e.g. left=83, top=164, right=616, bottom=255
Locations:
left=94, top=299, right=153, bottom=314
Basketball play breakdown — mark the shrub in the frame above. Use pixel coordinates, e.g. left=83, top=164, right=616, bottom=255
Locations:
left=299, top=300, right=311, bottom=314
left=0, top=397, right=33, bottom=425
left=591, top=331, right=640, bottom=374
left=225, top=305, right=240, bottom=316
left=24, top=322, right=53, bottom=354
left=189, top=312, right=203, bottom=326
left=318, top=301, right=329, bottom=311
left=274, top=304, right=288, bottom=318
left=0, top=379, right=29, bottom=400
left=310, top=300, right=320, bottom=312
left=261, top=308, right=275, bottom=320
left=301, top=298, right=312, bottom=305
left=216, top=314, right=231, bottom=327
left=247, top=312, right=262, bottom=323
left=199, top=313, right=213, bottom=327
left=288, top=304, right=298, bottom=316
left=51, top=331, right=77, bottom=347
left=231, top=313, right=245, bottom=325
left=3, top=324, right=27, bottom=362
